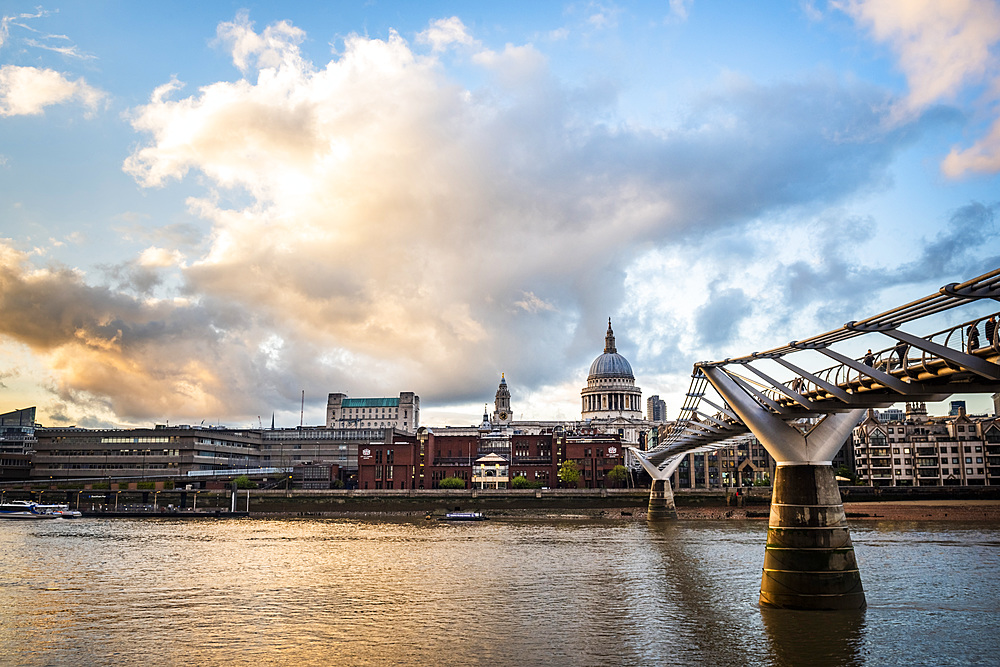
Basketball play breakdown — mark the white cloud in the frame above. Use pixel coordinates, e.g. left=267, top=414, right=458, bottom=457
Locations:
left=112, top=14, right=913, bottom=417
left=417, top=17, right=478, bottom=52
left=669, top=0, right=694, bottom=22
left=0, top=65, right=104, bottom=116
left=137, top=246, right=185, bottom=268
left=839, top=0, right=1000, bottom=176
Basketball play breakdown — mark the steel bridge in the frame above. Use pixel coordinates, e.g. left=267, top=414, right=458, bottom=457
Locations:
left=631, top=266, right=1000, bottom=610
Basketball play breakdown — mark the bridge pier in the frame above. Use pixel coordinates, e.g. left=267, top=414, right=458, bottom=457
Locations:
left=761, top=463, right=865, bottom=609
left=646, top=478, right=677, bottom=520
left=702, top=366, right=866, bottom=610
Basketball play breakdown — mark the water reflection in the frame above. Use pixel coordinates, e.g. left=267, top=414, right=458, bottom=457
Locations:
left=760, top=608, right=867, bottom=667
left=0, top=518, right=996, bottom=666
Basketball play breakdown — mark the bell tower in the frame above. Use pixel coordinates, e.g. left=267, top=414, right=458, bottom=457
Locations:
left=494, top=374, right=512, bottom=424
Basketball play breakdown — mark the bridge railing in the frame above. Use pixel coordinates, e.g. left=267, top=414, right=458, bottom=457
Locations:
left=770, top=311, right=1000, bottom=407
left=640, top=267, right=1000, bottom=469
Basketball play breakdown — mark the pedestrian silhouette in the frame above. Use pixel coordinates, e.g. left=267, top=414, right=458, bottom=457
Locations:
left=967, top=324, right=980, bottom=353
left=986, top=315, right=997, bottom=349
left=863, top=349, right=874, bottom=367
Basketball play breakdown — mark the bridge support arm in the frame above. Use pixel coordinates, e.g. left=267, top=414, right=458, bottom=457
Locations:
left=631, top=449, right=680, bottom=520
left=702, top=367, right=862, bottom=464
left=702, top=366, right=866, bottom=610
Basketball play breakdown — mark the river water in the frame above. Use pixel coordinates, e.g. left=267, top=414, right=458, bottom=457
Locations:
left=0, top=517, right=997, bottom=666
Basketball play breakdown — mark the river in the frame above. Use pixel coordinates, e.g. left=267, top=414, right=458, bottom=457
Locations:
left=0, top=517, right=997, bottom=666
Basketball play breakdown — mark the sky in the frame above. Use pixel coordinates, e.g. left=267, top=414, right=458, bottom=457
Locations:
left=1, top=1, right=1000, bottom=430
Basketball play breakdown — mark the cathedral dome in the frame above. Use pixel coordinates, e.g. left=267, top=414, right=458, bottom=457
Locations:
left=587, top=319, right=634, bottom=380
left=588, top=352, right=634, bottom=379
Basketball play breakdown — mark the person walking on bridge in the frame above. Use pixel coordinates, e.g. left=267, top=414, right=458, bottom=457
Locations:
left=986, top=315, right=997, bottom=349
left=967, top=323, right=980, bottom=353
left=893, top=340, right=908, bottom=370
left=863, top=349, right=875, bottom=367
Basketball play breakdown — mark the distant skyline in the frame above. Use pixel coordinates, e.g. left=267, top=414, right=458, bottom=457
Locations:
left=1, top=1, right=999, bottom=429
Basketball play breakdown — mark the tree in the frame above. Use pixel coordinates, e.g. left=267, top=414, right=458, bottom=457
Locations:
left=511, top=475, right=542, bottom=489
left=438, top=476, right=466, bottom=489
left=606, top=465, right=628, bottom=488
left=234, top=475, right=257, bottom=489
left=835, top=466, right=860, bottom=486
left=558, top=460, right=581, bottom=487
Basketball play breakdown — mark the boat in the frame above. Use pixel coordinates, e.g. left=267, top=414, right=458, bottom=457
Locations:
left=36, top=504, right=83, bottom=519
left=0, top=501, right=81, bottom=519
left=441, top=511, right=488, bottom=521
left=0, top=501, right=60, bottom=520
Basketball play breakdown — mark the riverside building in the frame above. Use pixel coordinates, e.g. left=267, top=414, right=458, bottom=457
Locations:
left=852, top=402, right=1000, bottom=486
left=0, top=407, right=36, bottom=481
left=325, top=392, right=419, bottom=432
left=30, top=424, right=415, bottom=488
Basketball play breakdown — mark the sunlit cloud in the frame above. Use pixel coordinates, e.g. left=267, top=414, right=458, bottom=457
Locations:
left=417, top=16, right=479, bottom=52
left=3, top=10, right=994, bottom=426
left=838, top=0, right=1000, bottom=176
left=0, top=65, right=104, bottom=116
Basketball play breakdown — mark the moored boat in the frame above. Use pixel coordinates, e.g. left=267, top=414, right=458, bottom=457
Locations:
left=36, top=504, right=83, bottom=519
left=0, top=501, right=82, bottom=519
left=0, top=501, right=60, bottom=520
left=442, top=511, right=487, bottom=521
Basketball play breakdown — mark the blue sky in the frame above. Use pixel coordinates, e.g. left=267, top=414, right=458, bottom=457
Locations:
left=1, top=1, right=999, bottom=429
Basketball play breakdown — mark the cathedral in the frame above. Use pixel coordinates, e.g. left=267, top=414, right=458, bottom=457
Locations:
left=475, top=318, right=648, bottom=447
left=580, top=319, right=643, bottom=420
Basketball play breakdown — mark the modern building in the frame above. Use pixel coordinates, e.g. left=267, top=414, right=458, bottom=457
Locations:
left=0, top=407, right=36, bottom=481
left=646, top=395, right=667, bottom=423
left=326, top=392, right=419, bottom=432
left=29, top=423, right=413, bottom=488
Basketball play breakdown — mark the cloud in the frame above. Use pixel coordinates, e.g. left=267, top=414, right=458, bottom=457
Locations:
left=417, top=16, right=479, bottom=52
left=0, top=65, right=104, bottom=116
left=112, top=16, right=931, bottom=411
left=0, top=240, right=348, bottom=423
left=0, top=12, right=970, bottom=425
left=24, top=38, right=96, bottom=60
left=137, top=246, right=185, bottom=268
left=838, top=0, right=1000, bottom=176
left=668, top=0, right=694, bottom=23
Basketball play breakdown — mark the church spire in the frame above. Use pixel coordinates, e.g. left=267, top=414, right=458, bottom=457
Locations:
left=604, top=317, right=617, bottom=354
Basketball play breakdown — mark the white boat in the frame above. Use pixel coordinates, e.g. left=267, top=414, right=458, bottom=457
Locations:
left=36, top=504, right=83, bottom=519
left=442, top=511, right=487, bottom=521
left=0, top=501, right=80, bottom=519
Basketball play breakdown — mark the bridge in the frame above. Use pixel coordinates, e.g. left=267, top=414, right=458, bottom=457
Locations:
left=631, top=267, right=1000, bottom=610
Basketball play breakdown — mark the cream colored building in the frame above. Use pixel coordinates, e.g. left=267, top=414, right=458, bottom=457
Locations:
left=326, top=392, right=419, bottom=432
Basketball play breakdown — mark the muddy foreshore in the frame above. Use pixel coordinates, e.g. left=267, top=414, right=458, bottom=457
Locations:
left=250, top=499, right=1000, bottom=522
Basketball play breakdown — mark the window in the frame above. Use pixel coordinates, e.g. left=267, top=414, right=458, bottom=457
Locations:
left=966, top=457, right=973, bottom=464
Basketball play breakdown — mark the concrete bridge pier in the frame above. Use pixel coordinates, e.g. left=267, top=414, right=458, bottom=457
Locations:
left=761, top=463, right=865, bottom=609
left=646, top=478, right=677, bottom=520
left=703, top=366, right=866, bottom=610
left=635, top=453, right=682, bottom=521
